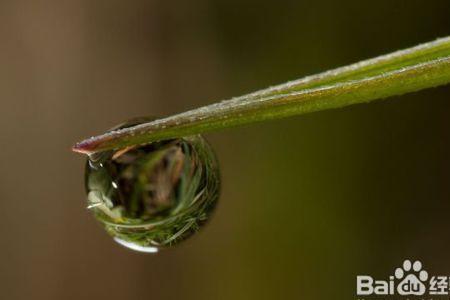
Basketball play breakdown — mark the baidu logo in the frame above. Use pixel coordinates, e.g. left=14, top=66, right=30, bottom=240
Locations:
left=357, top=259, right=450, bottom=298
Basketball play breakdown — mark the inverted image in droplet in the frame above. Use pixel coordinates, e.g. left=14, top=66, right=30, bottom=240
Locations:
left=85, top=118, right=220, bottom=252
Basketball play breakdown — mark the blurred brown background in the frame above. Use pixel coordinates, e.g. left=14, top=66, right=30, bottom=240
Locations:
left=1, top=1, right=450, bottom=299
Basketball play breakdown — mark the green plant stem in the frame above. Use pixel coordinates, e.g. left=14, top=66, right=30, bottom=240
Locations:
left=73, top=37, right=450, bottom=154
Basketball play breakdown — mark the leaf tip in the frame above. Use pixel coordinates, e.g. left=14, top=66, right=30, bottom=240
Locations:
left=72, top=139, right=97, bottom=155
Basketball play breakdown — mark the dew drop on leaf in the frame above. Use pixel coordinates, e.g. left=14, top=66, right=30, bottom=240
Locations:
left=84, top=118, right=220, bottom=253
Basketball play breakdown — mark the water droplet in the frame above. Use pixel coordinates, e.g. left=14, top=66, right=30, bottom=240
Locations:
left=85, top=118, right=220, bottom=253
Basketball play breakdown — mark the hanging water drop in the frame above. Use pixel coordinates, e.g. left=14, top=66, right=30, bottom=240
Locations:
left=84, top=118, right=220, bottom=252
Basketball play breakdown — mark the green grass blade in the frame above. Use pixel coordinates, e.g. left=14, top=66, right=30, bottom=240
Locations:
left=73, top=37, right=450, bottom=154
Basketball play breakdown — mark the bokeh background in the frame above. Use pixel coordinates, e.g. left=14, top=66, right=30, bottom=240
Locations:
left=1, top=1, right=450, bottom=299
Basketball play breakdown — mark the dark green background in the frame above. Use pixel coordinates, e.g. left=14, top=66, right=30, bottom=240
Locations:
left=1, top=1, right=449, bottom=299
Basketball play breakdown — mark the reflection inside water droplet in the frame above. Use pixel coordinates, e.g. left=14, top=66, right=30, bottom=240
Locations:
left=85, top=118, right=220, bottom=253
